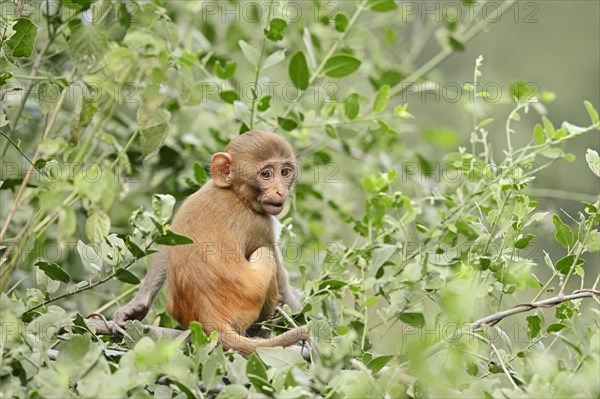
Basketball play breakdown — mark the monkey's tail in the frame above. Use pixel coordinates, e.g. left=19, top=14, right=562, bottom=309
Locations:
left=220, top=325, right=309, bottom=356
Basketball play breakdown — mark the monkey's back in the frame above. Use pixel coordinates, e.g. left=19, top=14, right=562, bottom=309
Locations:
left=165, top=180, right=277, bottom=330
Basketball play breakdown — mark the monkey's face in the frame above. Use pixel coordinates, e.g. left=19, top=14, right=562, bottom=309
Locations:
left=255, top=161, right=296, bottom=215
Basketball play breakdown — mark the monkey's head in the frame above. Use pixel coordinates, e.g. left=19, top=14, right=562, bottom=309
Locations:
left=211, top=131, right=296, bottom=215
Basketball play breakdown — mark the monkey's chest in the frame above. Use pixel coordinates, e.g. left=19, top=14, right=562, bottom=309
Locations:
left=229, top=215, right=275, bottom=256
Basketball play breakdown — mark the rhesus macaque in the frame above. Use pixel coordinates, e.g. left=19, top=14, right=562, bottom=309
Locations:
left=114, top=131, right=308, bottom=355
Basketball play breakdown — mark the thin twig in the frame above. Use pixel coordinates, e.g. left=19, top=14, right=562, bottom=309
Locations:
left=0, top=67, right=75, bottom=245
left=23, top=257, right=137, bottom=314
left=468, top=331, right=520, bottom=390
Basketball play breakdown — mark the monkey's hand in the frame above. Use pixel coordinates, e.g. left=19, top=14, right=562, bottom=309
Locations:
left=113, top=300, right=149, bottom=325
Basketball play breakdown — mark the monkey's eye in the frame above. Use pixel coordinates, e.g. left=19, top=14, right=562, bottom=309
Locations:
left=260, top=169, right=274, bottom=179
left=281, top=167, right=293, bottom=177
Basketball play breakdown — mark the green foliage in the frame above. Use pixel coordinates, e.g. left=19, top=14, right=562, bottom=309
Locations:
left=289, top=51, right=310, bottom=90
left=1, top=1, right=599, bottom=398
left=6, top=17, right=38, bottom=57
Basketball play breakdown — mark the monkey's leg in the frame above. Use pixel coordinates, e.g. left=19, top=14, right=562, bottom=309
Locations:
left=113, top=251, right=166, bottom=325
left=226, top=246, right=278, bottom=332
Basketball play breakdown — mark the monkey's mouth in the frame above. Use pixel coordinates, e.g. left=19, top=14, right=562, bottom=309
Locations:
left=263, top=201, right=285, bottom=213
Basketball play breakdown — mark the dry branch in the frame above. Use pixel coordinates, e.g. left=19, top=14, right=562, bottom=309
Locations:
left=470, top=289, right=600, bottom=330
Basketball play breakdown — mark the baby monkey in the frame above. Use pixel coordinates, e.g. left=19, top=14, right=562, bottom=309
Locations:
left=114, top=131, right=308, bottom=355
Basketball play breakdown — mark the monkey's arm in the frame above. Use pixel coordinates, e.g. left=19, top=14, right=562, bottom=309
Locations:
left=275, top=253, right=304, bottom=313
left=113, top=251, right=166, bottom=325
left=275, top=246, right=304, bottom=313
left=270, top=216, right=304, bottom=313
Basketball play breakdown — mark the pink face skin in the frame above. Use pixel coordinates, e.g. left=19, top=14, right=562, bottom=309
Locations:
left=256, top=161, right=295, bottom=215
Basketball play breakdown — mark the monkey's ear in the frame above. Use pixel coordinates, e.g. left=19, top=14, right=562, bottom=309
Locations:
left=211, top=152, right=234, bottom=187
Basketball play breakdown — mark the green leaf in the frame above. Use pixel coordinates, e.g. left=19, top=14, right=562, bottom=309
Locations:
left=219, top=90, right=239, bottom=104
left=345, top=93, right=360, bottom=119
left=36, top=80, right=65, bottom=115
left=539, top=147, right=562, bottom=159
left=55, top=336, right=103, bottom=381
left=247, top=354, right=273, bottom=396
left=555, top=302, right=574, bottom=320
left=555, top=254, right=584, bottom=275
left=398, top=312, right=425, bottom=328
left=367, top=355, right=393, bottom=374
left=323, top=55, right=361, bottom=78
left=264, top=18, right=287, bottom=41
left=85, top=209, right=111, bottom=243
left=36, top=261, right=70, bottom=284
left=64, top=0, right=93, bottom=10
left=540, top=90, right=556, bottom=103
left=526, top=315, right=542, bottom=339
left=448, top=36, right=465, bottom=51
left=189, top=321, right=208, bottom=347
left=515, top=234, right=535, bottom=249
left=0, top=72, right=13, bottom=86
left=138, top=108, right=171, bottom=159
left=239, top=40, right=260, bottom=66
left=584, top=100, right=600, bottom=128
left=585, top=149, right=600, bottom=177
left=152, top=194, right=176, bottom=224
left=364, top=296, right=380, bottom=308
left=193, top=162, right=209, bottom=185
left=77, top=240, right=102, bottom=272
left=70, top=95, right=98, bottom=143
left=542, top=116, right=555, bottom=139
left=257, top=96, right=272, bottom=112
left=533, top=124, right=545, bottom=145
left=289, top=51, right=309, bottom=90
left=215, top=61, right=237, bottom=79
left=466, top=362, right=479, bottom=376
left=335, top=12, right=349, bottom=32
left=277, top=117, right=298, bottom=131
left=375, top=119, right=397, bottom=136
left=562, top=121, right=587, bottom=135
left=368, top=0, right=398, bottom=12
left=546, top=323, right=567, bottom=333
left=325, top=124, right=338, bottom=139
left=262, top=49, right=286, bottom=69
left=6, top=18, right=38, bottom=57
left=123, top=28, right=165, bottom=57
left=124, top=236, right=145, bottom=259
left=509, top=81, right=536, bottom=103
left=394, top=103, right=414, bottom=119
left=373, top=85, right=391, bottom=113
left=587, top=230, right=600, bottom=253
left=552, top=215, right=574, bottom=248
left=318, top=279, right=347, bottom=291
left=424, top=128, right=460, bottom=148
left=155, top=230, right=194, bottom=246
left=115, top=269, right=141, bottom=285
left=256, top=347, right=304, bottom=369
left=69, top=23, right=108, bottom=67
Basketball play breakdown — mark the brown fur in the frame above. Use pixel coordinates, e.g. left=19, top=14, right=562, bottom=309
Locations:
left=165, top=131, right=308, bottom=355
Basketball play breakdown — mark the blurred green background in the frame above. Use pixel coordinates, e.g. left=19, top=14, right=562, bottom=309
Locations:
left=423, top=0, right=599, bottom=204
left=403, top=0, right=600, bottom=273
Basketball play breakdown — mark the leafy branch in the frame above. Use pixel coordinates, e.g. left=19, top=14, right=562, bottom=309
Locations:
left=23, top=255, right=140, bottom=314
